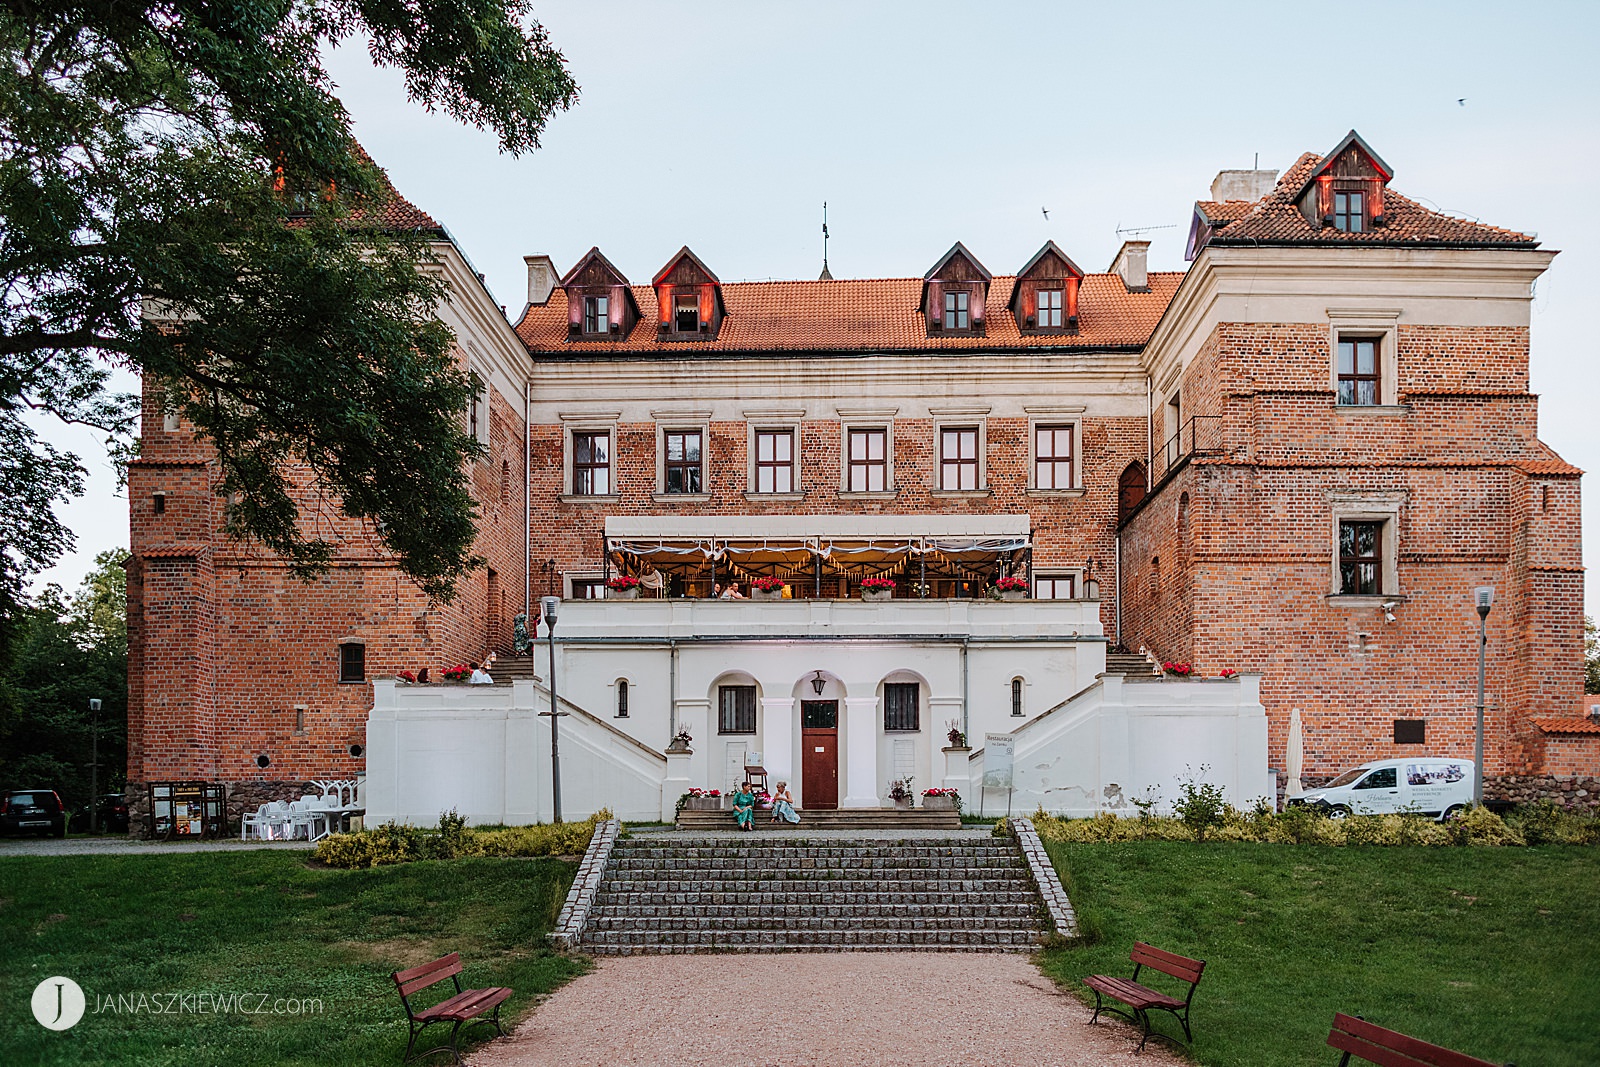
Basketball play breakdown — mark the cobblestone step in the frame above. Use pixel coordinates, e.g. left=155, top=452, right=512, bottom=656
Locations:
left=613, top=843, right=1017, bottom=858
left=581, top=929, right=1042, bottom=953
left=590, top=902, right=1043, bottom=921
left=675, top=809, right=962, bottom=830
left=594, top=888, right=1040, bottom=906
left=590, top=916, right=1041, bottom=933
left=607, top=863, right=1026, bottom=879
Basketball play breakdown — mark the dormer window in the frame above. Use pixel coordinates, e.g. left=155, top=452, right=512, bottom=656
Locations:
left=1333, top=187, right=1365, bottom=233
left=1037, top=289, right=1063, bottom=328
left=584, top=295, right=609, bottom=334
left=943, top=290, right=969, bottom=330
left=674, top=294, right=700, bottom=333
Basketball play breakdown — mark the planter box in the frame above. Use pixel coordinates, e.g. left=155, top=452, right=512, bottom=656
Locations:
left=607, top=586, right=639, bottom=600
left=683, top=796, right=721, bottom=811
left=893, top=797, right=913, bottom=810
left=1000, top=590, right=1027, bottom=602
left=922, top=795, right=957, bottom=811
left=861, top=588, right=892, bottom=602
left=751, top=588, right=784, bottom=601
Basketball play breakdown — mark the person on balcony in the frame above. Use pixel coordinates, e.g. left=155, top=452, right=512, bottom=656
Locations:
left=732, top=782, right=756, bottom=831
left=720, top=581, right=746, bottom=599
left=771, top=782, right=800, bottom=824
left=469, top=662, right=493, bottom=684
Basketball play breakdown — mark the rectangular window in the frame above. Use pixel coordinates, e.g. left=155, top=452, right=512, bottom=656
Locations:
left=1333, top=189, right=1365, bottom=233
left=1034, top=425, right=1074, bottom=489
left=573, top=431, right=611, bottom=495
left=338, top=643, right=365, bottom=684
left=1339, top=520, right=1383, bottom=595
left=1034, top=575, right=1077, bottom=599
left=755, top=429, right=795, bottom=493
left=939, top=427, right=979, bottom=490
left=847, top=428, right=887, bottom=492
left=664, top=430, right=703, bottom=494
left=1393, top=719, right=1425, bottom=744
left=674, top=294, right=699, bottom=333
left=571, top=578, right=605, bottom=600
left=584, top=295, right=609, bottom=334
left=718, top=685, right=757, bottom=734
left=1337, top=338, right=1381, bottom=406
left=942, top=289, right=969, bottom=330
left=1037, top=289, right=1063, bottom=328
left=884, top=682, right=920, bottom=731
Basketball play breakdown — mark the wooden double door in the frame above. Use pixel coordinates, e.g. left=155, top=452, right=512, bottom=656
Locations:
left=800, top=700, right=838, bottom=809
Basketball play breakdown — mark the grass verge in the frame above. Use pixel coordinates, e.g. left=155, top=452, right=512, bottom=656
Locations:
left=1, top=851, right=586, bottom=1066
left=1035, top=842, right=1600, bottom=1067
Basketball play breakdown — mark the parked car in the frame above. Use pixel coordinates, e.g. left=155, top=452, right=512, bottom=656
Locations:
left=74, top=793, right=130, bottom=833
left=1288, top=758, right=1474, bottom=821
left=0, top=790, right=68, bottom=837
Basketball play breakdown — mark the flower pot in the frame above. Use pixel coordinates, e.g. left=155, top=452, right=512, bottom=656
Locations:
left=607, top=586, right=639, bottom=600
left=684, top=796, right=720, bottom=811
left=922, top=795, right=956, bottom=811
left=751, top=588, right=783, bottom=601
left=893, top=797, right=913, bottom=810
left=1000, top=590, right=1026, bottom=602
left=861, top=588, right=892, bottom=602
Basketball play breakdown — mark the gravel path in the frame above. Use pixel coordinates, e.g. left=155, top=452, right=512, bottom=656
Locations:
left=470, top=953, right=1185, bottom=1067
left=0, top=836, right=313, bottom=857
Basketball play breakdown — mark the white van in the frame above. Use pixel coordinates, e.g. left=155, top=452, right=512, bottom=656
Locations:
left=1288, top=758, right=1474, bottom=821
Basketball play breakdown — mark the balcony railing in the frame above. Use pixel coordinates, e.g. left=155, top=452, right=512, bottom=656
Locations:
left=1153, top=415, right=1222, bottom=485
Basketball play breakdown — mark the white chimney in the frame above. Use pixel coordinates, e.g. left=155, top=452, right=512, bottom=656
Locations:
left=1209, top=169, right=1278, bottom=203
left=1110, top=240, right=1150, bottom=293
left=523, top=255, right=557, bottom=306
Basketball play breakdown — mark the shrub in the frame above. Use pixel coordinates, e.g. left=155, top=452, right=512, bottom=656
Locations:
left=314, top=809, right=615, bottom=868
left=1445, top=805, right=1525, bottom=847
left=1173, top=767, right=1227, bottom=842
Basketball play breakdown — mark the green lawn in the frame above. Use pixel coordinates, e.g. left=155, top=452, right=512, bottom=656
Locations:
left=1036, top=843, right=1600, bottom=1067
left=1, top=852, right=586, bottom=1066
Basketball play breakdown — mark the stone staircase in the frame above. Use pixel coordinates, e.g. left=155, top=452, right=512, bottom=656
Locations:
left=487, top=656, right=541, bottom=684
left=579, top=835, right=1046, bottom=954
left=675, top=807, right=960, bottom=831
left=1105, top=649, right=1158, bottom=675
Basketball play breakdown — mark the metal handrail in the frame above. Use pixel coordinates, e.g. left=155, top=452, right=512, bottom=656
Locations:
left=1154, top=415, right=1222, bottom=483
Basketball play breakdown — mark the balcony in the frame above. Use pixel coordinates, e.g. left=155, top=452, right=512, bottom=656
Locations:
left=1152, top=415, right=1222, bottom=485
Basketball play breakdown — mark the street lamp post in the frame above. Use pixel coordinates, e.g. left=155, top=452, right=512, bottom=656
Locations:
left=88, top=698, right=102, bottom=833
left=541, top=595, right=563, bottom=824
left=1473, top=586, right=1494, bottom=807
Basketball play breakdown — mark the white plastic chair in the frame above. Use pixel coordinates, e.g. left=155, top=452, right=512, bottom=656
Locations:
left=240, top=803, right=269, bottom=840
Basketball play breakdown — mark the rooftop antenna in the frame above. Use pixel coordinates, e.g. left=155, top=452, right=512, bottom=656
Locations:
left=819, top=202, right=833, bottom=281
left=1254, top=151, right=1259, bottom=169
left=1114, top=223, right=1177, bottom=238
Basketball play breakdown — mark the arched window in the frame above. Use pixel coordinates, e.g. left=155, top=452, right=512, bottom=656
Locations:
left=1011, top=678, right=1024, bottom=717
left=616, top=679, right=629, bottom=718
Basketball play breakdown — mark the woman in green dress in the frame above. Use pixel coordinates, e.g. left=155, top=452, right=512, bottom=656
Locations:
left=732, top=782, right=756, bottom=831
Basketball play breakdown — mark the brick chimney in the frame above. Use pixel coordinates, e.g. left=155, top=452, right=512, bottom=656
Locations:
left=523, top=255, right=557, bottom=306
left=1209, top=169, right=1278, bottom=203
left=1109, top=240, right=1150, bottom=293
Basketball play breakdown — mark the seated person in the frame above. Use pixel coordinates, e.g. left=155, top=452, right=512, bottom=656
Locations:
left=732, top=782, right=756, bottom=831
left=468, top=661, right=494, bottom=684
left=720, top=581, right=746, bottom=600
left=770, top=781, right=800, bottom=824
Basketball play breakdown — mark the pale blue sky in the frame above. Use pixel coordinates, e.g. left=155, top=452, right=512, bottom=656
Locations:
left=34, top=0, right=1600, bottom=618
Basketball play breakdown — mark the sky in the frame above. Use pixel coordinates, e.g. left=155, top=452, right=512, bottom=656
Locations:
left=30, top=0, right=1600, bottom=616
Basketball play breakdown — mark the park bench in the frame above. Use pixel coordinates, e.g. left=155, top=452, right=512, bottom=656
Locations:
left=1327, top=1013, right=1514, bottom=1067
left=391, top=952, right=512, bottom=1064
left=1084, top=941, right=1205, bottom=1052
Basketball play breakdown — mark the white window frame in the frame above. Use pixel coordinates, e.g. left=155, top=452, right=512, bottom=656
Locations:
left=1032, top=572, right=1081, bottom=599
left=1326, top=308, right=1401, bottom=409
left=931, top=408, right=990, bottom=496
left=558, top=412, right=620, bottom=501
left=651, top=412, right=712, bottom=500
left=744, top=410, right=805, bottom=498
left=1327, top=492, right=1404, bottom=601
left=748, top=424, right=801, bottom=497
left=837, top=409, right=898, bottom=496
left=1024, top=408, right=1085, bottom=495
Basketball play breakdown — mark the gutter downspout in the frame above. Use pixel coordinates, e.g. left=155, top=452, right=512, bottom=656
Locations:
left=1145, top=373, right=1154, bottom=487
left=523, top=378, right=532, bottom=619
left=960, top=636, right=971, bottom=739
left=669, top=639, right=679, bottom=737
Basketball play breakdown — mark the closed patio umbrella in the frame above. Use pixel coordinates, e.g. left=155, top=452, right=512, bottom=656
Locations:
left=1286, top=708, right=1304, bottom=798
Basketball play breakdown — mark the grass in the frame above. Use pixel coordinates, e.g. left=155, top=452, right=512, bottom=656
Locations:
left=1035, top=842, right=1600, bottom=1067
left=0, top=851, right=586, bottom=1066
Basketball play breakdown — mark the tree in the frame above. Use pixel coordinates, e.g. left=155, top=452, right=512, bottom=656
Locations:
left=0, top=551, right=130, bottom=814
left=1586, top=615, right=1599, bottom=694
left=0, top=1, right=578, bottom=610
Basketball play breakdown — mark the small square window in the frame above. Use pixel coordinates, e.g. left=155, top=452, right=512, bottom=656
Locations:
left=674, top=294, right=700, bottom=333
left=1393, top=719, right=1425, bottom=744
left=1334, top=188, right=1365, bottom=233
left=1338, top=338, right=1381, bottom=406
left=884, top=682, right=919, bottom=731
left=1339, top=520, right=1383, bottom=595
left=584, top=295, right=609, bottom=334
left=664, top=430, right=703, bottom=494
left=571, top=578, right=606, bottom=599
left=1037, top=289, right=1063, bottom=328
left=719, top=685, right=756, bottom=734
left=942, top=289, right=969, bottom=330
left=338, top=643, right=365, bottom=684
left=1034, top=575, right=1077, bottom=599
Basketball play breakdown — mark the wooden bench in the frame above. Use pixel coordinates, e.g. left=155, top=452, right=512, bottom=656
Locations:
left=1084, top=941, right=1205, bottom=1052
left=1327, top=1013, right=1515, bottom=1067
left=392, top=952, right=512, bottom=1064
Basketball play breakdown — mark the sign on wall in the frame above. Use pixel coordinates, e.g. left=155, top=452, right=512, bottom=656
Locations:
left=982, top=734, right=1015, bottom=790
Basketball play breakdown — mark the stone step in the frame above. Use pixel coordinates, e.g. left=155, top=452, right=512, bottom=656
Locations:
left=595, top=889, right=1043, bottom=907
left=589, top=902, right=1043, bottom=921
left=675, top=808, right=961, bottom=830
left=613, top=842, right=1014, bottom=855
left=608, top=858, right=1025, bottom=873
left=579, top=929, right=1042, bottom=952
left=589, top=917, right=1042, bottom=935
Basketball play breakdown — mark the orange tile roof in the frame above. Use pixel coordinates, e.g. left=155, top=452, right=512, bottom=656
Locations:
left=515, top=271, right=1183, bottom=355
left=1203, top=153, right=1538, bottom=249
left=1194, top=200, right=1256, bottom=226
left=1530, top=716, right=1600, bottom=736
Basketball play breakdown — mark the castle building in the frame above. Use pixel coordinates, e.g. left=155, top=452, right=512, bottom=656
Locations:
left=126, top=132, right=1591, bottom=827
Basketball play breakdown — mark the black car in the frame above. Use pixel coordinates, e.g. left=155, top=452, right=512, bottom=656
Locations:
left=0, top=790, right=68, bottom=837
left=73, top=793, right=130, bottom=833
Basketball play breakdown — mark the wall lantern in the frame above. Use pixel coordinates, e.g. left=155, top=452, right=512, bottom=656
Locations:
left=810, top=671, right=827, bottom=696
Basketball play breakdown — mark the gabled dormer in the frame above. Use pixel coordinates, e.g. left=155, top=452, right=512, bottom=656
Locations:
left=652, top=246, right=726, bottom=341
left=919, top=242, right=991, bottom=336
left=561, top=247, right=640, bottom=341
left=1008, top=241, right=1084, bottom=334
left=1297, top=130, right=1394, bottom=233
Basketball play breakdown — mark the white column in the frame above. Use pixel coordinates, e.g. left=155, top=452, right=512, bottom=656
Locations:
left=942, top=746, right=973, bottom=798
left=662, top=748, right=693, bottom=822
left=364, top=680, right=399, bottom=823
left=842, top=696, right=880, bottom=808
left=503, top=679, right=542, bottom=824
left=761, top=698, right=796, bottom=791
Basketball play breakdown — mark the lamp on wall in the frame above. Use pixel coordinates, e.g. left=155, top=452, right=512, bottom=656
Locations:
left=810, top=670, right=827, bottom=696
